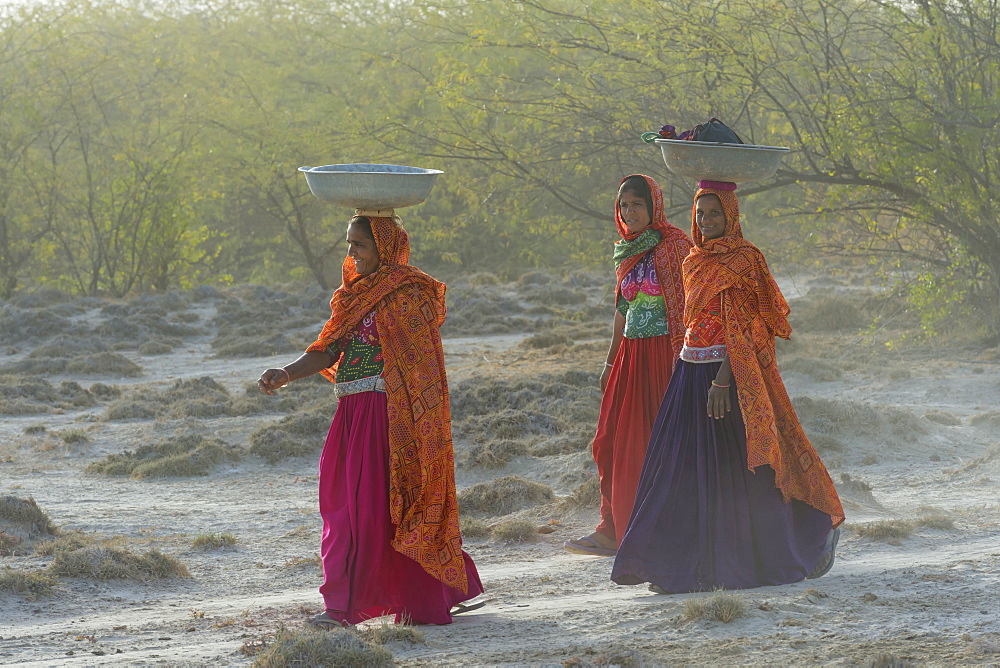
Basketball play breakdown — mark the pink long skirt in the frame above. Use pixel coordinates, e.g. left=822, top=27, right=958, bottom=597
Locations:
left=318, top=390, right=484, bottom=625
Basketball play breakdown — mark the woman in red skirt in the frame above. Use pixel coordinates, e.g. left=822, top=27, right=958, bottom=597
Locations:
left=564, top=175, right=692, bottom=556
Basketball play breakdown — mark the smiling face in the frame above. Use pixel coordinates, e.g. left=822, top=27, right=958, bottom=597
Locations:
left=695, top=193, right=727, bottom=240
left=346, top=220, right=380, bottom=276
left=618, top=188, right=652, bottom=235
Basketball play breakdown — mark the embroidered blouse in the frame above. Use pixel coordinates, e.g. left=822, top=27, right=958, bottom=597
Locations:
left=328, top=310, right=384, bottom=383
left=616, top=252, right=669, bottom=340
left=680, top=294, right=727, bottom=363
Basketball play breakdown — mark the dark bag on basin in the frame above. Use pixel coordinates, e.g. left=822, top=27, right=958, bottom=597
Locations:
left=691, top=118, right=744, bottom=144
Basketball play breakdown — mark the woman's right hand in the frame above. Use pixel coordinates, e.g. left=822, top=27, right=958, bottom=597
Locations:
left=258, top=368, right=290, bottom=395
left=600, top=365, right=612, bottom=392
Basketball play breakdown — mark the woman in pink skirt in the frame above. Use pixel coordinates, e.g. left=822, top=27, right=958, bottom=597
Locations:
left=259, top=213, right=484, bottom=625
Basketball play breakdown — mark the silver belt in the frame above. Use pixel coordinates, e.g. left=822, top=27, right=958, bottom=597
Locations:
left=332, top=376, right=385, bottom=398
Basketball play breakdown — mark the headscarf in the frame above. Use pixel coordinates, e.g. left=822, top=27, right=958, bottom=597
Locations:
left=613, top=174, right=692, bottom=364
left=683, top=184, right=844, bottom=527
left=306, top=216, right=469, bottom=592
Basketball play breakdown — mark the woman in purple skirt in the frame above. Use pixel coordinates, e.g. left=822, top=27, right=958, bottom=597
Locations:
left=611, top=181, right=845, bottom=594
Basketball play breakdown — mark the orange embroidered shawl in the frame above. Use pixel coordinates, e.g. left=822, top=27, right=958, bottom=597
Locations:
left=306, top=215, right=468, bottom=592
left=684, top=187, right=844, bottom=527
left=614, top=174, right=692, bottom=366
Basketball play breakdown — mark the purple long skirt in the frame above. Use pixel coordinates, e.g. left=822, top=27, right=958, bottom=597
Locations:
left=318, top=391, right=484, bottom=625
left=611, top=360, right=832, bottom=593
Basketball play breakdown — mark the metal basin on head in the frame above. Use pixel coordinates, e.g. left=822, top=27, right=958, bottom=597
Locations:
left=654, top=140, right=790, bottom=183
left=298, top=163, right=443, bottom=208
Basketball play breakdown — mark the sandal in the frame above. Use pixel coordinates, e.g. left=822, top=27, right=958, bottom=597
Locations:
left=451, top=600, right=486, bottom=616
left=563, top=532, right=617, bottom=557
left=647, top=583, right=669, bottom=594
left=308, top=612, right=348, bottom=628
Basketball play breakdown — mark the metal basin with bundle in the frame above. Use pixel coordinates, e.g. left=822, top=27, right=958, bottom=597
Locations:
left=298, top=163, right=443, bottom=209
left=654, top=140, right=790, bottom=183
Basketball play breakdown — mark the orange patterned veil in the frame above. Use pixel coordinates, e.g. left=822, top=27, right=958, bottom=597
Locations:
left=307, top=215, right=468, bottom=591
left=683, top=184, right=844, bottom=527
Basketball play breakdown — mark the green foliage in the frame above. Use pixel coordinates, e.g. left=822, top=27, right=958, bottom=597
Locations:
left=2, top=0, right=998, bottom=336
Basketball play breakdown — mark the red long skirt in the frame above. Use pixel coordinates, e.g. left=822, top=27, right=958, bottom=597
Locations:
left=318, top=391, right=484, bottom=625
left=592, top=335, right=675, bottom=545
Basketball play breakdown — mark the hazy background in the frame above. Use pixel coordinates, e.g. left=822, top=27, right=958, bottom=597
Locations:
left=1, top=0, right=998, bottom=343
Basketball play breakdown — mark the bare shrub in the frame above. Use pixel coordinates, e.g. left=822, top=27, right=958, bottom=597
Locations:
left=104, top=400, right=157, bottom=421
left=683, top=591, right=748, bottom=623
left=838, top=473, right=879, bottom=505
left=490, top=519, right=538, bottom=543
left=868, top=654, right=916, bottom=668
left=458, top=475, right=555, bottom=516
left=0, top=567, right=57, bottom=600
left=48, top=546, right=189, bottom=581
left=250, top=627, right=392, bottom=668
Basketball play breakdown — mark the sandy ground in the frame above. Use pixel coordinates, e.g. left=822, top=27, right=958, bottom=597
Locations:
left=1, top=279, right=999, bottom=666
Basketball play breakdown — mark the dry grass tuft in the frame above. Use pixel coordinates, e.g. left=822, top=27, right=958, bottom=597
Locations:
left=970, top=410, right=1000, bottom=430
left=851, top=519, right=913, bottom=540
left=357, top=618, right=425, bottom=645
left=923, top=410, right=961, bottom=426
left=531, top=433, right=588, bottom=457
left=86, top=435, right=241, bottom=478
left=458, top=475, right=555, bottom=516
left=460, top=517, right=490, bottom=539
left=66, top=351, right=143, bottom=377
left=790, top=292, right=869, bottom=333
left=250, top=626, right=392, bottom=668
left=192, top=533, right=238, bottom=550
left=780, top=356, right=844, bottom=382
left=0, top=496, right=57, bottom=535
left=48, top=546, right=189, bottom=581
left=838, top=473, right=879, bottom=505
left=793, top=396, right=927, bottom=445
left=521, top=331, right=572, bottom=349
left=57, top=429, right=89, bottom=444
left=868, top=654, right=916, bottom=668
left=682, top=591, right=747, bottom=623
left=463, top=440, right=528, bottom=469
left=33, top=530, right=98, bottom=556
left=561, top=476, right=602, bottom=510
left=248, top=413, right=331, bottom=464
left=490, top=519, right=538, bottom=543
left=0, top=567, right=58, bottom=600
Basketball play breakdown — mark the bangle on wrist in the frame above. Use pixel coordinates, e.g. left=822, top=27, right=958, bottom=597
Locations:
left=278, top=368, right=291, bottom=385
left=711, top=380, right=730, bottom=388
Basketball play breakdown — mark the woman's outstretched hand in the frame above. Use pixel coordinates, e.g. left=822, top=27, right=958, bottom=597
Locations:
left=258, top=368, right=290, bottom=395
